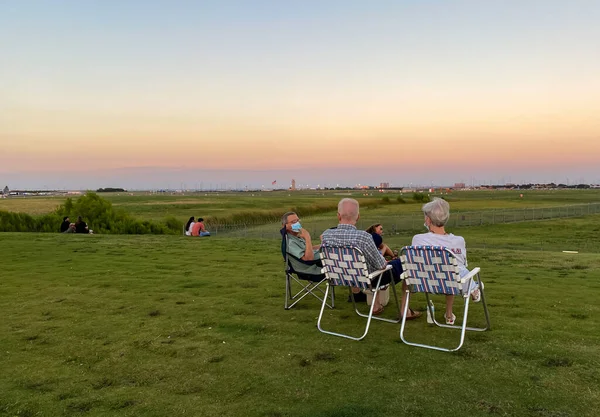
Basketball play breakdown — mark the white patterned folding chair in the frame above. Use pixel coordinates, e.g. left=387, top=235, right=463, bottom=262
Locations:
left=317, top=245, right=400, bottom=341
left=399, top=245, right=491, bottom=352
left=282, top=231, right=334, bottom=310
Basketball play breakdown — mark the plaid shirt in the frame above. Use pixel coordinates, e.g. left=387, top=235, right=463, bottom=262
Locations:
left=321, top=224, right=386, bottom=273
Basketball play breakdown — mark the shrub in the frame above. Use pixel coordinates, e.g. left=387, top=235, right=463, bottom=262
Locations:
left=396, top=196, right=406, bottom=204
left=412, top=192, right=431, bottom=203
left=381, top=196, right=391, bottom=204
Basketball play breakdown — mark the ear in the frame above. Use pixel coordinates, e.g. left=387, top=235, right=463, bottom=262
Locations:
left=337, top=212, right=341, bottom=221
left=356, top=214, right=360, bottom=222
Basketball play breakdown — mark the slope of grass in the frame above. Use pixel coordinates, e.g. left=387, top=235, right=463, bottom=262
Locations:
left=1, top=217, right=599, bottom=416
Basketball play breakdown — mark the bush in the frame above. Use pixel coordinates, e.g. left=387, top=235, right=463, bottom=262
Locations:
left=381, top=196, right=391, bottom=204
left=412, top=192, right=431, bottom=203
left=396, top=196, right=406, bottom=204
left=1, top=192, right=179, bottom=235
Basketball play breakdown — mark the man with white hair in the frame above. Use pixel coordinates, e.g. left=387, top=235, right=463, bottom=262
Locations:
left=321, top=198, right=421, bottom=319
left=412, top=197, right=481, bottom=325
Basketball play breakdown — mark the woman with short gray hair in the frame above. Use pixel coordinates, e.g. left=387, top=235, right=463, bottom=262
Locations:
left=411, top=198, right=480, bottom=325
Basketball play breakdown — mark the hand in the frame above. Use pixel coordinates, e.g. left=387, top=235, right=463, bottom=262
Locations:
left=297, top=228, right=311, bottom=240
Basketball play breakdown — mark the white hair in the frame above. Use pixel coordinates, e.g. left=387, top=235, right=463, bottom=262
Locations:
left=338, top=198, right=359, bottom=222
left=422, top=198, right=450, bottom=227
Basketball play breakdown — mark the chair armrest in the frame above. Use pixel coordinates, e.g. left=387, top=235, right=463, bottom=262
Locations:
left=459, top=267, right=481, bottom=284
left=368, top=264, right=393, bottom=280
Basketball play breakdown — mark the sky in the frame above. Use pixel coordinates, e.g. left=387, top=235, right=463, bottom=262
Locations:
left=1, top=0, right=599, bottom=189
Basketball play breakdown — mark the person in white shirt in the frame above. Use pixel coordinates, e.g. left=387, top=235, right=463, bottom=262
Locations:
left=411, top=198, right=480, bottom=325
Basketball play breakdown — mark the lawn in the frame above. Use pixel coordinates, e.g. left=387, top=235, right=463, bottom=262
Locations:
left=1, top=215, right=599, bottom=416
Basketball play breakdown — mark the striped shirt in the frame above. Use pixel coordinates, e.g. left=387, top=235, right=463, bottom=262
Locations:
left=321, top=224, right=386, bottom=273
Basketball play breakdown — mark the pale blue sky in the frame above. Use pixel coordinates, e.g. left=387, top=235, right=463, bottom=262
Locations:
left=1, top=1, right=599, bottom=189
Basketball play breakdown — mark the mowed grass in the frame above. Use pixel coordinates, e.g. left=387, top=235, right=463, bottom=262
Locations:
left=1, top=217, right=600, bottom=416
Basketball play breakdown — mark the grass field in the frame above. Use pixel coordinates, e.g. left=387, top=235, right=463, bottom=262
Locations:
left=2, top=189, right=600, bottom=224
left=1, top=214, right=599, bottom=416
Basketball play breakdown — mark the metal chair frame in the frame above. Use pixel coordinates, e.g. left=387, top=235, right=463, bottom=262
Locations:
left=284, top=234, right=335, bottom=310
left=317, top=245, right=400, bottom=341
left=399, top=245, right=491, bottom=352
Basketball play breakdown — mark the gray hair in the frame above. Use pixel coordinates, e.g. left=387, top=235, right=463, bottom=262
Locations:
left=338, top=198, right=359, bottom=222
left=422, top=198, right=450, bottom=227
left=281, top=211, right=296, bottom=225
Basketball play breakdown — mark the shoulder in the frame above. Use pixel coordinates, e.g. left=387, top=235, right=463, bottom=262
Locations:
left=448, top=234, right=466, bottom=245
left=411, top=233, right=428, bottom=245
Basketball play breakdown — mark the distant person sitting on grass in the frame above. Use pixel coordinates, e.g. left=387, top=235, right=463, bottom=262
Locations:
left=75, top=216, right=93, bottom=234
left=60, top=216, right=71, bottom=233
left=411, top=198, right=481, bottom=325
left=365, top=223, right=396, bottom=259
left=63, top=223, right=76, bottom=233
left=185, top=216, right=195, bottom=236
left=191, top=217, right=210, bottom=237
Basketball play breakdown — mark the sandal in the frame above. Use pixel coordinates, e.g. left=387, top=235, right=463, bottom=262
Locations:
left=372, top=306, right=384, bottom=316
left=471, top=283, right=483, bottom=303
left=397, top=308, right=422, bottom=321
left=445, top=313, right=456, bottom=325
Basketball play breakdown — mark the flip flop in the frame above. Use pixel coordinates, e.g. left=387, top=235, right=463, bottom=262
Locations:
left=372, top=306, right=385, bottom=315
left=397, top=308, right=422, bottom=321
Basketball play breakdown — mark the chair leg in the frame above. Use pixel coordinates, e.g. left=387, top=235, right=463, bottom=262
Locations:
left=285, top=274, right=334, bottom=310
left=317, top=283, right=376, bottom=341
left=401, top=283, right=491, bottom=352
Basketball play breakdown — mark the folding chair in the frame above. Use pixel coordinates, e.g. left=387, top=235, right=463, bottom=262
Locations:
left=399, top=245, right=491, bottom=352
left=282, top=229, right=334, bottom=310
left=317, top=245, right=400, bottom=341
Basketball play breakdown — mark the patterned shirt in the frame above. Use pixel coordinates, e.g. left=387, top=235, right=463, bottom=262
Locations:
left=321, top=224, right=386, bottom=273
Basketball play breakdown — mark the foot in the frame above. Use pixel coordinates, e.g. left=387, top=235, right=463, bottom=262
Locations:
left=372, top=305, right=384, bottom=315
left=397, top=308, right=423, bottom=321
left=445, top=313, right=456, bottom=325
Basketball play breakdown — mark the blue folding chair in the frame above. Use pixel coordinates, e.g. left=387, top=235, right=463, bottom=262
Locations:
left=399, top=245, right=491, bottom=352
left=317, top=244, right=400, bottom=341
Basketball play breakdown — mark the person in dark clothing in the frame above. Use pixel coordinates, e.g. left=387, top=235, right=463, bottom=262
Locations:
left=75, top=216, right=89, bottom=234
left=60, top=217, right=71, bottom=233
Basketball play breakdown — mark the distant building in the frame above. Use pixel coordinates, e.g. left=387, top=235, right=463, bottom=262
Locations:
left=454, top=183, right=466, bottom=189
left=2, top=186, right=9, bottom=196
left=379, top=182, right=390, bottom=189
left=291, top=179, right=296, bottom=191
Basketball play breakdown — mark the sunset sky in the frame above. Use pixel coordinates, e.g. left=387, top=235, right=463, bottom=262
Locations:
left=1, top=0, right=599, bottom=189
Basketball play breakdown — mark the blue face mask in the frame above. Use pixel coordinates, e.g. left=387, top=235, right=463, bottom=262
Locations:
left=291, top=222, right=302, bottom=232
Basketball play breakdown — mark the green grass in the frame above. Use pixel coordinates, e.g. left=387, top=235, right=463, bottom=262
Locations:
left=1, top=216, right=599, bottom=416
left=2, top=189, right=600, bottom=224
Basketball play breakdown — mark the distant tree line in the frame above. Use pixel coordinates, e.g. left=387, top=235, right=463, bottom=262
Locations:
left=96, top=187, right=127, bottom=192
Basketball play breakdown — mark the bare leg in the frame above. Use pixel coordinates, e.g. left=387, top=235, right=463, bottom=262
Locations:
left=445, top=295, right=454, bottom=319
left=379, top=244, right=394, bottom=258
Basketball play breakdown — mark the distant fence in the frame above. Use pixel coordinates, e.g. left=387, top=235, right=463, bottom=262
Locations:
left=206, top=202, right=600, bottom=239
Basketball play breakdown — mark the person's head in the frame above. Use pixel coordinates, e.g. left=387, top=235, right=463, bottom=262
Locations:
left=422, top=198, right=450, bottom=228
left=77, top=216, right=83, bottom=222
left=366, top=223, right=383, bottom=235
left=337, top=198, right=360, bottom=224
left=63, top=216, right=69, bottom=222
left=282, top=211, right=301, bottom=234
left=187, top=216, right=195, bottom=222
left=198, top=218, right=204, bottom=223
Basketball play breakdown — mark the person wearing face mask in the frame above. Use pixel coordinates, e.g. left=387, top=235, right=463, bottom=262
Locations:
left=281, top=211, right=323, bottom=276
left=411, top=198, right=481, bottom=325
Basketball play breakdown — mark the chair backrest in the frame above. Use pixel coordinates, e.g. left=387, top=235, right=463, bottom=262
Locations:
left=320, top=245, right=372, bottom=290
left=400, top=245, right=462, bottom=295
